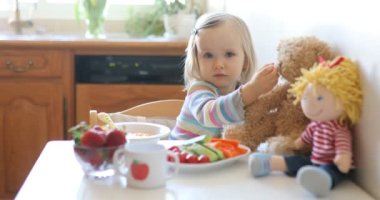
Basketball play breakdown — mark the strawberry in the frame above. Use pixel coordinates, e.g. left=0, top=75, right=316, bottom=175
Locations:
left=105, top=129, right=126, bottom=147
left=89, top=154, right=104, bottom=168
left=80, top=129, right=106, bottom=148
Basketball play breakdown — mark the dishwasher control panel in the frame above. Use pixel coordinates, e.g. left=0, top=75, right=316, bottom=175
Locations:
left=75, top=55, right=184, bottom=84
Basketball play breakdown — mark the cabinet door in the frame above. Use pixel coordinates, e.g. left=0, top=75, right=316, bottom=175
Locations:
left=0, top=80, right=63, bottom=199
left=76, top=84, right=185, bottom=123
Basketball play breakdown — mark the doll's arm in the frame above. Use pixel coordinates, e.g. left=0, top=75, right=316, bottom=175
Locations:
left=334, top=153, right=352, bottom=173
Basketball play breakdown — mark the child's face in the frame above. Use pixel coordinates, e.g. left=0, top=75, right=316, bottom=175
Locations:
left=195, top=21, right=245, bottom=94
left=301, top=84, right=344, bottom=122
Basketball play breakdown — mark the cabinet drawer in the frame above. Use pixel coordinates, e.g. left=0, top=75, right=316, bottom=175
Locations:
left=0, top=49, right=63, bottom=77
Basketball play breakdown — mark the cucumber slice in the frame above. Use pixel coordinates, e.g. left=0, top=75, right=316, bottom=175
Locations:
left=201, top=143, right=225, bottom=160
left=187, top=143, right=219, bottom=162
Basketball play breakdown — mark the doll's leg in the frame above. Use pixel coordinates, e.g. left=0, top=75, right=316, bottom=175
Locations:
left=249, top=153, right=288, bottom=177
left=283, top=155, right=313, bottom=177
left=320, top=164, right=348, bottom=188
left=249, top=153, right=272, bottom=177
left=297, top=166, right=332, bottom=197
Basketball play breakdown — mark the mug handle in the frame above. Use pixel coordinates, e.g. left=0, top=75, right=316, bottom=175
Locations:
left=166, top=151, right=180, bottom=179
left=113, top=148, right=129, bottom=176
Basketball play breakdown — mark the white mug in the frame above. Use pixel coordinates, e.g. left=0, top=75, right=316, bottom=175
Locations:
left=113, top=143, right=179, bottom=189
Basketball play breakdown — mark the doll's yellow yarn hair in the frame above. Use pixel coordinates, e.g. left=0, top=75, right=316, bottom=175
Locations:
left=289, top=56, right=362, bottom=124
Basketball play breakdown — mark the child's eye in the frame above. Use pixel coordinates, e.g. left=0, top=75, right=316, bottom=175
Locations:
left=225, top=51, right=235, bottom=58
left=317, top=96, right=324, bottom=101
left=203, top=52, right=213, bottom=59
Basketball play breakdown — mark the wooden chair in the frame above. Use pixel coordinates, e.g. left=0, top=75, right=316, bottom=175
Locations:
left=89, top=99, right=184, bottom=126
left=119, top=99, right=184, bottom=118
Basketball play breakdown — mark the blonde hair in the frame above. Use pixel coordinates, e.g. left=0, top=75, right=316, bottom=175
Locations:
left=183, top=12, right=257, bottom=90
left=290, top=56, right=362, bottom=124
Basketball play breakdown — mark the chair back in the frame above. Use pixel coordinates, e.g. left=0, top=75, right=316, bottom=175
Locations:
left=120, top=99, right=184, bottom=118
left=89, top=99, right=184, bottom=127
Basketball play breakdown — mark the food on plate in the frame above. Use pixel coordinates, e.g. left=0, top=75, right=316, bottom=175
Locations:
left=209, top=138, right=248, bottom=158
left=167, top=135, right=248, bottom=164
left=185, top=143, right=224, bottom=162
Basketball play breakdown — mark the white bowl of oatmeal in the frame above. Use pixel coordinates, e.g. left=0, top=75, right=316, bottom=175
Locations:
left=114, top=122, right=170, bottom=144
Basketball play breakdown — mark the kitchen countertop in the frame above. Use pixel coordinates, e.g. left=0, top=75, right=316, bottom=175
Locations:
left=0, top=34, right=188, bottom=55
left=15, top=140, right=375, bottom=200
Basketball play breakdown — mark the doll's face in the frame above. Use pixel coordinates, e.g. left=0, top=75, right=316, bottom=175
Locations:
left=301, top=84, right=344, bottom=121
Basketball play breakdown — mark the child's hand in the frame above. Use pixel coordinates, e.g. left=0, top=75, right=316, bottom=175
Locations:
left=241, top=64, right=279, bottom=105
left=251, top=63, right=279, bottom=95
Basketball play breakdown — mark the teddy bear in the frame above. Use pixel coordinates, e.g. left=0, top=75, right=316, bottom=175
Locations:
left=223, top=36, right=334, bottom=155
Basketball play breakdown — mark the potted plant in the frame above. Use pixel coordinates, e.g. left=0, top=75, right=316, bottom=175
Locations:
left=156, top=0, right=186, bottom=15
left=75, top=0, right=108, bottom=39
left=124, top=6, right=165, bottom=38
left=155, top=0, right=196, bottom=39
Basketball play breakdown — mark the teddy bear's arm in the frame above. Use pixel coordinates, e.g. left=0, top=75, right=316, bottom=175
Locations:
left=259, top=84, right=290, bottom=109
left=243, top=84, right=289, bottom=123
left=294, top=137, right=307, bottom=150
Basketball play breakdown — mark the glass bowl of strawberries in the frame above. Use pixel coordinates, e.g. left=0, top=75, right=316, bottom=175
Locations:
left=69, top=122, right=127, bottom=178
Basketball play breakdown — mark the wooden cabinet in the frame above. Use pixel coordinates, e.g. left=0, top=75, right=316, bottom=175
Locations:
left=0, top=49, right=65, bottom=200
left=0, top=49, right=63, bottom=77
left=0, top=39, right=187, bottom=200
left=76, top=84, right=185, bottom=123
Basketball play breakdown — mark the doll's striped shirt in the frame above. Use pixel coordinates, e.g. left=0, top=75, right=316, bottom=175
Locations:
left=301, top=120, right=354, bottom=167
left=170, top=81, right=245, bottom=140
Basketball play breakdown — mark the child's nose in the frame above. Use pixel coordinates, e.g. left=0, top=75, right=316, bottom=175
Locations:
left=213, top=59, right=224, bottom=70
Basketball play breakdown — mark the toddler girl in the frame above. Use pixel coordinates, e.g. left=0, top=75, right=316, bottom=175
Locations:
left=170, top=12, right=278, bottom=140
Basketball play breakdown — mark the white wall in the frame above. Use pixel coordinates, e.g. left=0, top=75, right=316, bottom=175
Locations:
left=225, top=0, right=380, bottom=198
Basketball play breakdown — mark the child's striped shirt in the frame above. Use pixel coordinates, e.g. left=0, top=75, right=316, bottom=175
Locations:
left=170, top=81, right=245, bottom=140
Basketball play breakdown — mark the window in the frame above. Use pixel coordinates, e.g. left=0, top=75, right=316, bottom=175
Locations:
left=1, top=0, right=38, bottom=10
left=45, top=0, right=154, bottom=5
left=0, top=0, right=155, bottom=18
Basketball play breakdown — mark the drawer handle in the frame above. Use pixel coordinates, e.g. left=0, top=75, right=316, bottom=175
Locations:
left=5, top=60, right=33, bottom=73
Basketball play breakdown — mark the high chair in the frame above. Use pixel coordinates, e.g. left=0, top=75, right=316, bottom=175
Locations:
left=89, top=99, right=184, bottom=127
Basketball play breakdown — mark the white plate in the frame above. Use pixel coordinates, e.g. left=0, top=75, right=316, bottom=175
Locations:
left=168, top=144, right=251, bottom=173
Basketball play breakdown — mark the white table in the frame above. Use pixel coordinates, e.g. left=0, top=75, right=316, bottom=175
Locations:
left=16, top=141, right=374, bottom=200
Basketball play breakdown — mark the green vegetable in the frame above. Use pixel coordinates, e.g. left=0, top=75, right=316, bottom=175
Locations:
left=186, top=143, right=220, bottom=162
